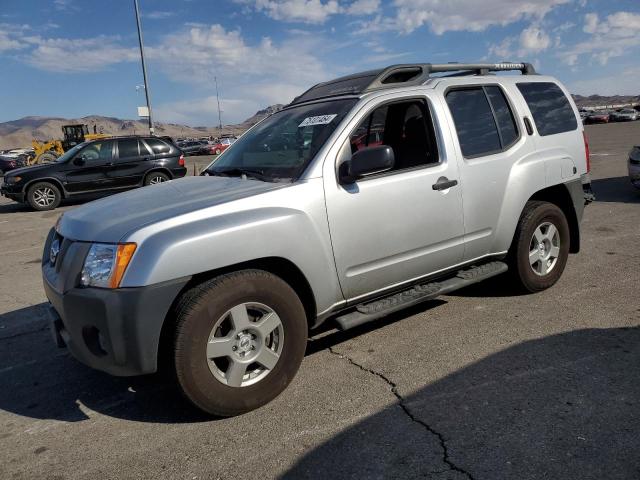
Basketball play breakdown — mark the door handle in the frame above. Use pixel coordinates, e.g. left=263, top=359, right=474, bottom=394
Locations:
left=432, top=178, right=458, bottom=191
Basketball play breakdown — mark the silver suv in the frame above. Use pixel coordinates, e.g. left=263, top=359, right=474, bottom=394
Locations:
left=43, top=63, right=593, bottom=416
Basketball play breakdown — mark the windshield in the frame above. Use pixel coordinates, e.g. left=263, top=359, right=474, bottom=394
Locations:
left=205, top=98, right=357, bottom=181
left=56, top=143, right=86, bottom=163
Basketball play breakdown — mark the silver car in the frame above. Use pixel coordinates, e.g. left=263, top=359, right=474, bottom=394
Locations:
left=43, top=62, right=593, bottom=416
left=611, top=109, right=638, bottom=122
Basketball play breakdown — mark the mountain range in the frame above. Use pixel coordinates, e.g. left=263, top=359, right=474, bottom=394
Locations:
left=0, top=105, right=285, bottom=150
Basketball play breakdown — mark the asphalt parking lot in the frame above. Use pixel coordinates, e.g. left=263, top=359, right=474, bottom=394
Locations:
left=1, top=124, right=639, bottom=479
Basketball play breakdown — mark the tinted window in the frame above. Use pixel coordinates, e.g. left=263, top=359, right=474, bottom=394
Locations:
left=517, top=82, right=577, bottom=136
left=79, top=140, right=114, bottom=162
left=145, top=138, right=171, bottom=154
left=118, top=139, right=140, bottom=158
left=485, top=86, right=518, bottom=147
left=349, top=100, right=438, bottom=171
left=446, top=89, right=501, bottom=157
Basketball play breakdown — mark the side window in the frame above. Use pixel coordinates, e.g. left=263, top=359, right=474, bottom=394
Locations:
left=145, top=138, right=170, bottom=154
left=485, top=87, right=518, bottom=148
left=516, top=82, right=577, bottom=136
left=78, top=140, right=114, bottom=162
left=118, top=139, right=140, bottom=158
left=445, top=88, right=501, bottom=157
left=349, top=100, right=438, bottom=172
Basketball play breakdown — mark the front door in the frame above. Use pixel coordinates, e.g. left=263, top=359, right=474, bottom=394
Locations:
left=324, top=96, right=466, bottom=301
left=63, top=140, right=114, bottom=193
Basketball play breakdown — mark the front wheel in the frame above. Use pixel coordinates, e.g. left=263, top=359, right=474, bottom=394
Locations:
left=27, top=182, right=61, bottom=211
left=508, top=201, right=570, bottom=292
left=172, top=270, right=308, bottom=416
left=215, top=148, right=221, bottom=155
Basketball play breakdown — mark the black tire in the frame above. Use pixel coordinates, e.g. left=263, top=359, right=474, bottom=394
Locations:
left=37, top=152, right=58, bottom=164
left=172, top=269, right=308, bottom=416
left=144, top=171, right=170, bottom=186
left=508, top=201, right=570, bottom=292
left=27, top=181, right=61, bottom=211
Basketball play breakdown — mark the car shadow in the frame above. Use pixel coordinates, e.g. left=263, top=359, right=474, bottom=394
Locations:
left=0, top=300, right=447, bottom=425
left=284, top=326, right=640, bottom=479
left=0, top=192, right=118, bottom=215
left=590, top=176, right=640, bottom=203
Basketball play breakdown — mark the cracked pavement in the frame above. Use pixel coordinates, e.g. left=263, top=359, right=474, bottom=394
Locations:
left=1, top=123, right=640, bottom=479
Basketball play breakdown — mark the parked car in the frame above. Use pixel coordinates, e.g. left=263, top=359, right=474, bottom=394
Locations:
left=586, top=111, right=610, bottom=124
left=177, top=140, right=208, bottom=156
left=43, top=62, right=592, bottom=416
left=1, top=135, right=186, bottom=210
left=210, top=137, right=236, bottom=155
left=629, top=145, right=640, bottom=189
left=0, top=155, right=20, bottom=176
left=610, top=109, right=638, bottom=122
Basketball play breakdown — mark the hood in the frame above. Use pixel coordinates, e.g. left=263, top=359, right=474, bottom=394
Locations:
left=5, top=163, right=54, bottom=177
left=58, top=176, right=289, bottom=242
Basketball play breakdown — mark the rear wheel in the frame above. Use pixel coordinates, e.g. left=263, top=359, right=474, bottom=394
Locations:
left=508, top=201, right=570, bottom=292
left=36, top=152, right=58, bottom=164
left=144, top=171, right=170, bottom=185
left=27, top=182, right=61, bottom=211
left=172, top=270, right=307, bottom=416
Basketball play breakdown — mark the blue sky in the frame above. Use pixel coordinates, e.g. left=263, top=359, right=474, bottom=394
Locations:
left=1, top=0, right=639, bottom=125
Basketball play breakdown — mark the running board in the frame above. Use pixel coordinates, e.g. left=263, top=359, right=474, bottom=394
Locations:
left=335, top=261, right=508, bottom=331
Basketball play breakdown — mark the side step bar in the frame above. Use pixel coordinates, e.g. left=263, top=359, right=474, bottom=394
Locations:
left=335, top=261, right=508, bottom=331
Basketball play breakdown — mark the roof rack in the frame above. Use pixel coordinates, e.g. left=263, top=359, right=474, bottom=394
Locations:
left=290, top=62, right=536, bottom=105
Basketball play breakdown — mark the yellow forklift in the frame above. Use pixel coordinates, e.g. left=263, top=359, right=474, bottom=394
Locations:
left=30, top=124, right=109, bottom=164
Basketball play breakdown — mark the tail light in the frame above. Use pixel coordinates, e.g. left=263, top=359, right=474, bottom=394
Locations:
left=178, top=154, right=185, bottom=166
left=583, top=131, right=590, bottom=173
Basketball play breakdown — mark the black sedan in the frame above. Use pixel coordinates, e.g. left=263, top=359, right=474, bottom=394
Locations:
left=1, top=135, right=187, bottom=210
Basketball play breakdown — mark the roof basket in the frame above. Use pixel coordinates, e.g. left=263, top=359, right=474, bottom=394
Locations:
left=290, top=62, right=536, bottom=105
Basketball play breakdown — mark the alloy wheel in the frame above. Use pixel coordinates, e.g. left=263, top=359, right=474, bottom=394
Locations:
left=206, top=302, right=284, bottom=387
left=528, top=221, right=560, bottom=276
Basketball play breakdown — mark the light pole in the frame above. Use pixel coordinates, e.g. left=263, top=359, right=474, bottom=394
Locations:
left=214, top=76, right=223, bottom=137
left=134, top=0, right=154, bottom=135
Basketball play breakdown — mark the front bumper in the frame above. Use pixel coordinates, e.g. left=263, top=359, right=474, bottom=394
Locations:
left=0, top=183, right=25, bottom=202
left=42, top=228, right=190, bottom=376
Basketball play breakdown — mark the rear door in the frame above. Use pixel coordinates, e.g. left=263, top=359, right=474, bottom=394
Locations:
left=63, top=140, right=114, bottom=193
left=439, top=83, right=535, bottom=260
left=106, top=138, right=150, bottom=188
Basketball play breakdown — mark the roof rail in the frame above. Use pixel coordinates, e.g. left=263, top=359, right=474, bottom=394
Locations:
left=290, top=62, right=536, bottom=105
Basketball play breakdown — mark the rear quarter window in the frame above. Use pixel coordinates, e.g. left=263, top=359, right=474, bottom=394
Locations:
left=517, top=82, right=577, bottom=136
left=145, top=138, right=171, bottom=154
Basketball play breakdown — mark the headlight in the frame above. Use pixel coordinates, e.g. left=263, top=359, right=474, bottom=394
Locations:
left=5, top=176, right=22, bottom=185
left=80, top=243, right=137, bottom=288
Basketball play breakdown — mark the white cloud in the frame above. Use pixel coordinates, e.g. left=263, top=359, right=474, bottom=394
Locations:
left=519, top=26, right=551, bottom=54
left=145, top=11, right=175, bottom=20
left=244, top=0, right=340, bottom=23
left=149, top=24, right=338, bottom=123
left=391, top=0, right=569, bottom=35
left=345, top=0, right=380, bottom=15
left=570, top=67, right=640, bottom=96
left=237, top=0, right=380, bottom=24
left=487, top=37, right=515, bottom=59
left=25, top=36, right=138, bottom=73
left=561, top=11, right=640, bottom=66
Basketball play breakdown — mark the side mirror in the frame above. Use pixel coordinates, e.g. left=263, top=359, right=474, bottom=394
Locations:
left=339, top=145, right=394, bottom=184
left=73, top=155, right=86, bottom=166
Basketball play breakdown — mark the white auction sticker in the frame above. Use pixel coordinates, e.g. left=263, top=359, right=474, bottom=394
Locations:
left=298, top=114, right=337, bottom=127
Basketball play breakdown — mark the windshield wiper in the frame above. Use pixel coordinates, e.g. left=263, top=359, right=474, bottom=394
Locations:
left=208, top=167, right=271, bottom=182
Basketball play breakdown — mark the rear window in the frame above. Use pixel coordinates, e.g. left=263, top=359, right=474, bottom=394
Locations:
left=446, top=88, right=501, bottom=157
left=118, top=139, right=140, bottom=158
left=516, top=82, right=577, bottom=136
left=145, top=138, right=171, bottom=154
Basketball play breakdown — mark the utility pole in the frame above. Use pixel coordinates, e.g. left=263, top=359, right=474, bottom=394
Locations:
left=214, top=76, right=223, bottom=137
left=134, top=0, right=154, bottom=135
